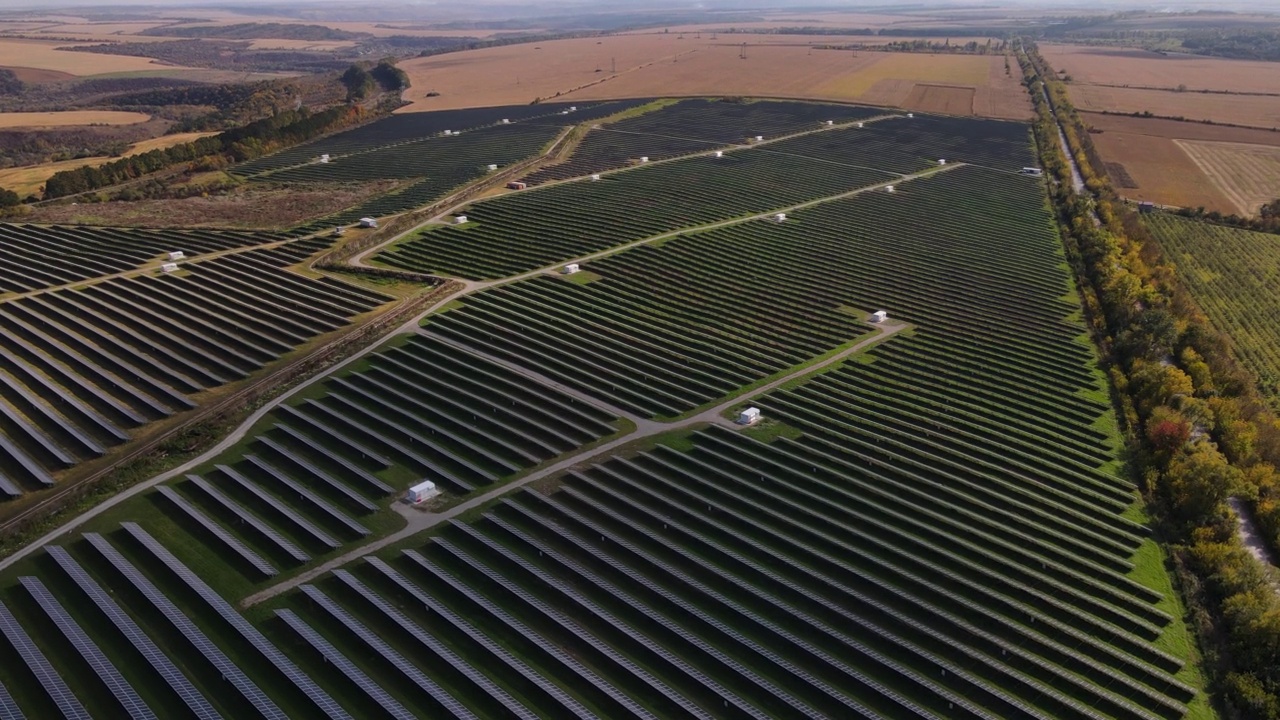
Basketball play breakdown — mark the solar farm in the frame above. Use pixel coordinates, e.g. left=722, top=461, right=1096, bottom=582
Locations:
left=0, top=98, right=1207, bottom=719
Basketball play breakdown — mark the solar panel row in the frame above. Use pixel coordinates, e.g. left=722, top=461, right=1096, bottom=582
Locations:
left=273, top=609, right=416, bottom=720
left=119, top=523, right=352, bottom=720
left=155, top=486, right=278, bottom=577
left=331, top=570, right=537, bottom=719
left=298, top=585, right=478, bottom=720
left=45, top=546, right=222, bottom=720
left=18, top=576, right=157, bottom=720
left=425, top=535, right=712, bottom=720
left=363, top=558, right=599, bottom=719
left=83, top=531, right=288, bottom=720
left=214, top=466, right=340, bottom=549
left=185, top=475, right=310, bottom=563
left=395, top=550, right=658, bottom=720
left=0, top=599, right=91, bottom=720
left=0, top=679, right=22, bottom=720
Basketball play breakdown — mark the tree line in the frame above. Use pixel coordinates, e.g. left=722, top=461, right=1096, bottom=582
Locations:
left=1022, top=42, right=1280, bottom=719
left=42, top=104, right=370, bottom=199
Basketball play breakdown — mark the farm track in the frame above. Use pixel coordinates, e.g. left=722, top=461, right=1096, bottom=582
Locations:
left=237, top=319, right=907, bottom=608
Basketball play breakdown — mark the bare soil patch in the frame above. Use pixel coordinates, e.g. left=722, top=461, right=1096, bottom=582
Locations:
left=0, top=110, right=150, bottom=129
left=1084, top=112, right=1280, bottom=214
left=1084, top=112, right=1280, bottom=145
left=1089, top=124, right=1236, bottom=212
left=0, top=66, right=74, bottom=83
left=1070, top=85, right=1280, bottom=129
left=903, top=84, right=975, bottom=115
left=25, top=181, right=400, bottom=229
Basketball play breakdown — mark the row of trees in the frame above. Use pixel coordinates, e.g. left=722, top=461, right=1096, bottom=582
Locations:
left=42, top=104, right=369, bottom=199
left=1021, top=43, right=1280, bottom=718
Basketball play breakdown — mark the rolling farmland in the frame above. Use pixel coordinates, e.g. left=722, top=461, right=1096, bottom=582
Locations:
left=1144, top=213, right=1280, bottom=404
left=0, top=100, right=1204, bottom=720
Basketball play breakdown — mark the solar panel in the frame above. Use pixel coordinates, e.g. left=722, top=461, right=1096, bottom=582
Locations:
left=0, top=599, right=91, bottom=720
left=82, top=532, right=287, bottom=720
left=239, top=455, right=370, bottom=536
left=274, top=610, right=415, bottom=720
left=297, top=585, right=478, bottom=720
left=330, top=569, right=536, bottom=719
left=118, top=523, right=352, bottom=720
left=45, top=546, right=222, bottom=720
left=155, top=486, right=277, bottom=577
left=267, top=424, right=392, bottom=496
left=214, top=466, right=340, bottom=549
left=255, top=434, right=381, bottom=508
left=19, top=576, right=157, bottom=720
left=185, top=475, right=310, bottom=563
left=394, top=551, right=658, bottom=720
left=0, top=678, right=23, bottom=720
left=426, top=530, right=707, bottom=717
left=362, top=558, right=596, bottom=719
left=445, top=515, right=762, bottom=717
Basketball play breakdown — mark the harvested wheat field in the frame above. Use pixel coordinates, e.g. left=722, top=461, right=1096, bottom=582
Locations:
left=0, top=39, right=187, bottom=75
left=1070, top=84, right=1280, bottom=129
left=1041, top=44, right=1280, bottom=94
left=1175, top=141, right=1280, bottom=216
left=1084, top=112, right=1280, bottom=213
left=0, top=110, right=150, bottom=129
left=399, top=35, right=1029, bottom=119
left=0, top=131, right=216, bottom=197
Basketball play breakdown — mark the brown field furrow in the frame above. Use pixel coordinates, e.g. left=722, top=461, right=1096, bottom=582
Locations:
left=1070, top=85, right=1280, bottom=129
left=1042, top=43, right=1280, bottom=95
left=397, top=35, right=1029, bottom=119
left=1089, top=129, right=1236, bottom=211
left=1174, top=140, right=1280, bottom=216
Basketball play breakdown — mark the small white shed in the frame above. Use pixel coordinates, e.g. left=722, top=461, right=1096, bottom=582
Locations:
left=885, top=185, right=895, bottom=193
left=359, top=217, right=378, bottom=228
left=590, top=174, right=601, bottom=181
left=319, top=153, right=330, bottom=163
left=938, top=158, right=946, bottom=165
left=562, top=263, right=581, bottom=275
left=736, top=407, right=762, bottom=425
left=773, top=213, right=787, bottom=223
left=714, top=151, right=724, bottom=158
left=825, top=120, right=835, bottom=126
left=167, top=251, right=185, bottom=261
left=639, top=156, right=649, bottom=163
left=906, top=113, right=914, bottom=118
left=161, top=263, right=179, bottom=274
left=856, top=122, right=864, bottom=128
left=454, top=215, right=469, bottom=225
left=487, top=164, right=499, bottom=171
left=754, top=135, right=764, bottom=142
left=407, top=480, right=439, bottom=504
left=569, top=106, right=577, bottom=111
left=442, top=130, right=453, bottom=136
left=871, top=310, right=889, bottom=323
left=332, top=227, right=345, bottom=237
left=501, top=118, right=510, bottom=124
